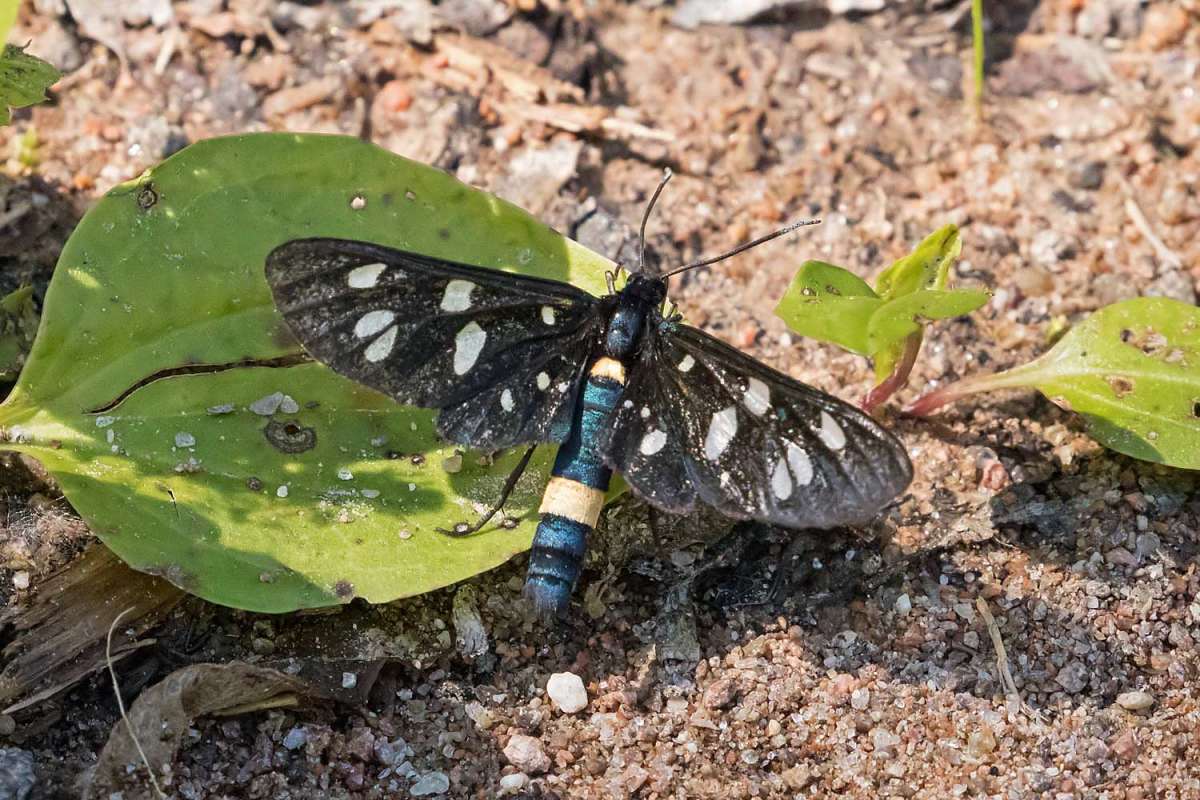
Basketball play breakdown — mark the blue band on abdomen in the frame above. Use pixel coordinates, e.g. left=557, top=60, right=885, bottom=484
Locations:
left=551, top=376, right=621, bottom=489
left=525, top=513, right=591, bottom=616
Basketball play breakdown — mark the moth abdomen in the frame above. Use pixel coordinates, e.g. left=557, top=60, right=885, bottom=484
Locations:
left=526, top=357, right=627, bottom=616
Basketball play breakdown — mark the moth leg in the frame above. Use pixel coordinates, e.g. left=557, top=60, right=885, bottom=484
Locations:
left=605, top=269, right=618, bottom=295
left=438, top=444, right=537, bottom=537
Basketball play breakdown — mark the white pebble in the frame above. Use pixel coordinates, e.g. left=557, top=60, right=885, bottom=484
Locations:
left=342, top=671, right=357, bottom=689
left=12, top=570, right=30, bottom=590
left=337, top=468, right=353, bottom=480
left=546, top=672, right=588, bottom=714
left=250, top=392, right=285, bottom=416
left=1116, top=690, right=1154, bottom=711
left=276, top=485, right=289, bottom=498
left=409, top=771, right=449, bottom=796
left=850, top=687, right=870, bottom=710
left=503, top=734, right=549, bottom=774
left=498, top=773, right=528, bottom=794
left=174, top=432, right=195, bottom=448
left=894, top=593, right=912, bottom=615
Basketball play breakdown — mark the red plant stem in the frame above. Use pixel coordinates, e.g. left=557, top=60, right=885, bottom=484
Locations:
left=861, top=332, right=922, bottom=413
left=904, top=370, right=1024, bottom=417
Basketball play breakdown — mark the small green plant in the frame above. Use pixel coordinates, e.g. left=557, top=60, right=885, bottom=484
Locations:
left=908, top=297, right=1200, bottom=470
left=0, top=1, right=62, bottom=126
left=0, top=284, right=37, bottom=381
left=971, top=0, right=985, bottom=117
left=774, top=225, right=990, bottom=412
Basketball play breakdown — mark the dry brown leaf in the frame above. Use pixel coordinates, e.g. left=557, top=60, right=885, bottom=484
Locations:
left=83, top=663, right=309, bottom=799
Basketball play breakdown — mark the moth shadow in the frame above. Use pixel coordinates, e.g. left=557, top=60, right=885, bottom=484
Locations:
left=618, top=447, right=1198, bottom=716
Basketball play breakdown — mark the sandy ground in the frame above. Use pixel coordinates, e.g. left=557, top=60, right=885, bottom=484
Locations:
left=1, top=0, right=1200, bottom=797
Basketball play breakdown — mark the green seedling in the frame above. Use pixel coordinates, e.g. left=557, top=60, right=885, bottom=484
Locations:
left=908, top=297, right=1200, bottom=470
left=0, top=284, right=36, bottom=380
left=775, top=224, right=990, bottom=412
left=0, top=44, right=60, bottom=125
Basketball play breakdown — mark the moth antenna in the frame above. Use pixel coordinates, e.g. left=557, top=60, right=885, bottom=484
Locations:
left=638, top=168, right=673, bottom=273
left=661, top=218, right=821, bottom=279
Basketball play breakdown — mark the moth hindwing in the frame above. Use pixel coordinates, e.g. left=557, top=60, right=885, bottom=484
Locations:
left=600, top=320, right=912, bottom=529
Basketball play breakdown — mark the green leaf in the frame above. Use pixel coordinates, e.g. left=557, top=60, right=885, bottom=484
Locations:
left=910, top=298, right=1200, bottom=469
left=0, top=284, right=36, bottom=381
left=873, top=224, right=962, bottom=300
left=773, top=260, right=881, bottom=355
left=0, top=0, right=18, bottom=47
left=0, top=44, right=61, bottom=125
left=0, top=133, right=613, bottom=612
left=867, top=288, right=992, bottom=357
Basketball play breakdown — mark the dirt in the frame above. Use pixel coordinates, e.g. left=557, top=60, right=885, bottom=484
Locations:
left=2, top=0, right=1200, bottom=798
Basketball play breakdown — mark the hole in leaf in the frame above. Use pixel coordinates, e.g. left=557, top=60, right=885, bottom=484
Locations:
left=263, top=419, right=317, bottom=453
left=1106, top=376, right=1135, bottom=398
left=137, top=183, right=158, bottom=210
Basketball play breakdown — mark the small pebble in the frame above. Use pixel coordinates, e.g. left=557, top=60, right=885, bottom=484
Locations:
left=11, top=571, right=30, bottom=590
left=894, top=593, right=912, bottom=615
left=546, top=672, right=588, bottom=714
left=1116, top=690, right=1154, bottom=711
left=337, top=467, right=353, bottom=481
left=850, top=687, right=870, bottom=710
left=282, top=726, right=307, bottom=750
left=498, top=773, right=529, bottom=794
left=250, top=392, right=286, bottom=416
left=967, top=727, right=997, bottom=758
left=342, top=671, right=358, bottom=689
left=503, top=734, right=550, bottom=774
left=409, top=771, right=450, bottom=796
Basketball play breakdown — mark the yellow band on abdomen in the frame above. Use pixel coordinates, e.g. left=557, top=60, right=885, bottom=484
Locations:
left=538, top=476, right=606, bottom=526
left=589, top=357, right=626, bottom=384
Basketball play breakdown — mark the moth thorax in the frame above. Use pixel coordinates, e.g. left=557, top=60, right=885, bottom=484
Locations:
left=604, top=305, right=647, bottom=359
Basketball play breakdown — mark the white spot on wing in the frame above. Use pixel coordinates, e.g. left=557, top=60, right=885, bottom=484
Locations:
left=678, top=354, right=695, bottom=372
left=500, top=389, right=514, bottom=411
left=364, top=325, right=398, bottom=362
left=453, top=322, right=487, bottom=374
left=743, top=377, right=770, bottom=416
left=640, top=429, right=666, bottom=455
left=354, top=309, right=395, bottom=339
left=819, top=411, right=847, bottom=451
left=771, top=457, right=792, bottom=500
left=704, top=406, right=738, bottom=461
left=541, top=306, right=556, bottom=325
left=347, top=262, right=386, bottom=288
left=787, top=441, right=813, bottom=486
left=441, top=280, right=475, bottom=312
left=536, top=372, right=550, bottom=390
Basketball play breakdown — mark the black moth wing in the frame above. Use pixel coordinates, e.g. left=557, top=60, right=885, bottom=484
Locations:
left=266, top=238, right=607, bottom=450
left=601, top=321, right=913, bottom=528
